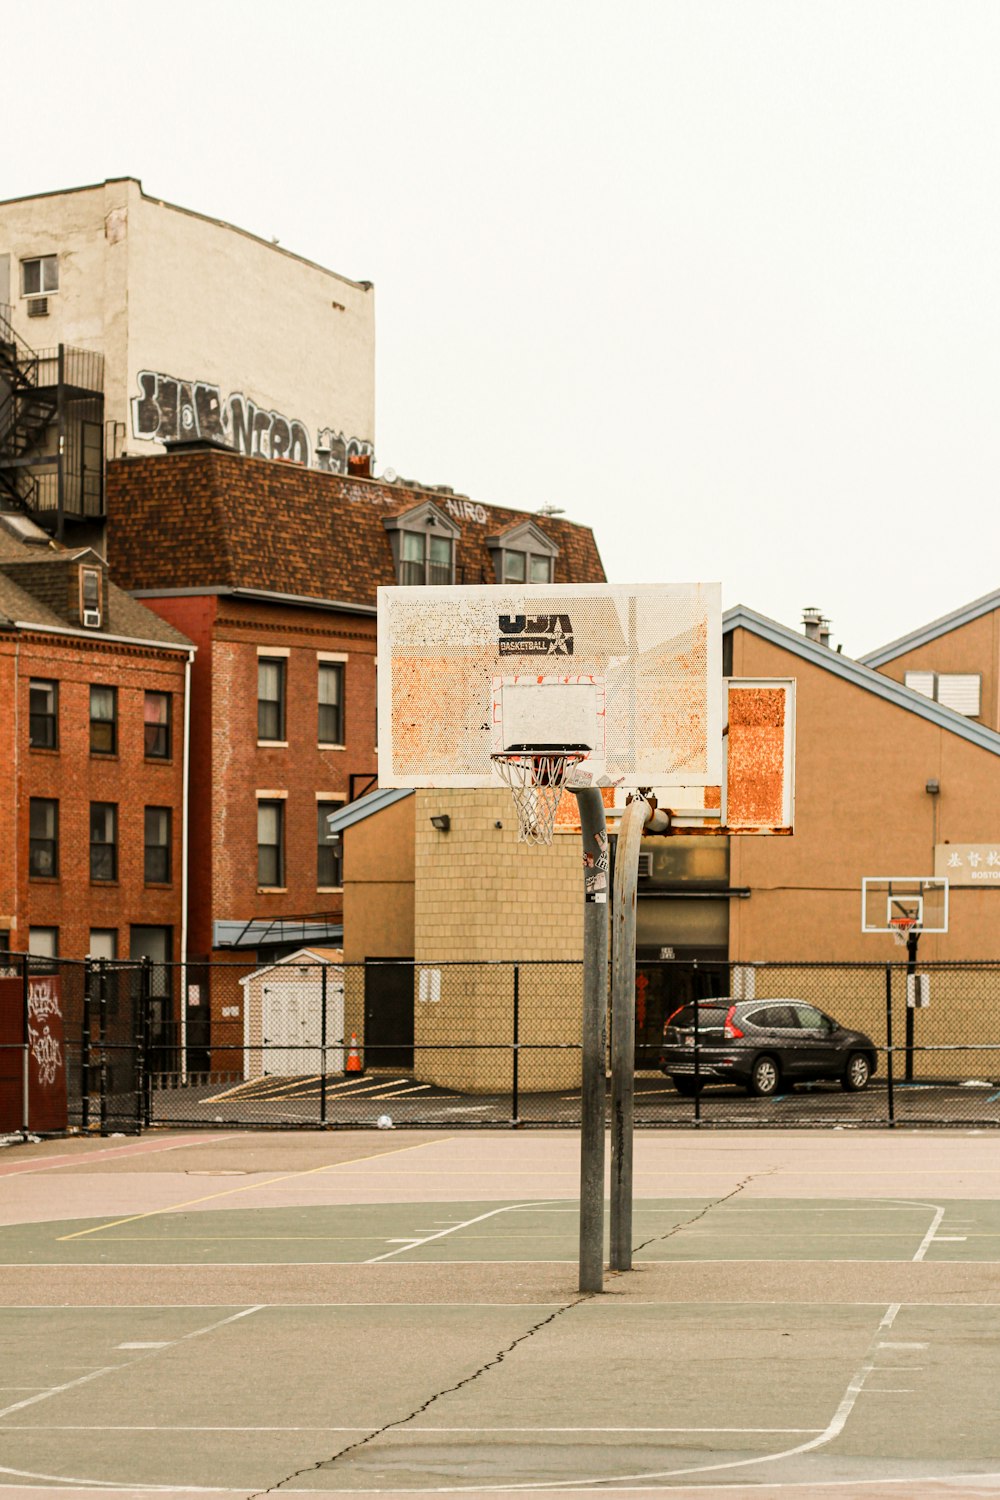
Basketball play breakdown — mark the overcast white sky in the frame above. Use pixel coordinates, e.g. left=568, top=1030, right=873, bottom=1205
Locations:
left=8, top=1, right=999, bottom=655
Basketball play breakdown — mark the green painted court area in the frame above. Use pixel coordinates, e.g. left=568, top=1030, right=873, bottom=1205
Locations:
left=4, top=1197, right=1000, bottom=1264
left=3, top=1129, right=1000, bottom=1496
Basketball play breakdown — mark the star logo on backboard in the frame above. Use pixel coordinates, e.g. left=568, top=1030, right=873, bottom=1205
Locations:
left=547, top=622, right=570, bottom=654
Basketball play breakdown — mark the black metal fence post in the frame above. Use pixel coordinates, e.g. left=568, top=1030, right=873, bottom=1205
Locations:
left=20, top=953, right=30, bottom=1139
left=140, top=957, right=153, bottom=1129
left=512, top=964, right=520, bottom=1127
left=81, top=958, right=93, bottom=1132
left=885, top=962, right=895, bottom=1126
left=96, top=960, right=109, bottom=1136
left=905, top=931, right=919, bottom=1082
left=320, top=965, right=328, bottom=1128
left=693, top=958, right=702, bottom=1125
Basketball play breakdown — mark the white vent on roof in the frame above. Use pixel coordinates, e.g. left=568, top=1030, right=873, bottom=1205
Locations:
left=83, top=607, right=101, bottom=630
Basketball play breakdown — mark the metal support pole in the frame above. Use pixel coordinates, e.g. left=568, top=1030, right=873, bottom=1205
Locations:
left=21, top=953, right=30, bottom=1139
left=610, top=795, right=649, bottom=1272
left=139, top=958, right=153, bottom=1130
left=904, top=931, right=918, bottom=1083
left=320, top=965, right=329, bottom=1128
left=98, top=959, right=109, bottom=1137
left=512, top=964, right=520, bottom=1127
left=885, top=962, right=895, bottom=1127
left=572, top=787, right=609, bottom=1295
left=81, top=959, right=93, bottom=1132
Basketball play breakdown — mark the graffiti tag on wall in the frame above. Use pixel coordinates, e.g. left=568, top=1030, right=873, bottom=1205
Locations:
left=27, top=977, right=63, bottom=1086
left=131, top=371, right=373, bottom=476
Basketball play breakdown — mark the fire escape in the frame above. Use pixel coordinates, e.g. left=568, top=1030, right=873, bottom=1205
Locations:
left=0, top=304, right=105, bottom=539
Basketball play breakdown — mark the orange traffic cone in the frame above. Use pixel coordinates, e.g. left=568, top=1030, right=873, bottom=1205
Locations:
left=346, top=1034, right=364, bottom=1074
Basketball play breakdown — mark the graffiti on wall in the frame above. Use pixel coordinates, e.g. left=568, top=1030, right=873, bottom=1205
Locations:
left=131, top=371, right=373, bottom=475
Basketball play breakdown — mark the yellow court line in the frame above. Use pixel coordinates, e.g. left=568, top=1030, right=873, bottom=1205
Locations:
left=55, top=1136, right=452, bottom=1242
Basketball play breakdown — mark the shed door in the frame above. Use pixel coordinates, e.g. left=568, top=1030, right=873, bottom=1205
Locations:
left=262, top=979, right=322, bottom=1077
left=364, top=961, right=414, bottom=1070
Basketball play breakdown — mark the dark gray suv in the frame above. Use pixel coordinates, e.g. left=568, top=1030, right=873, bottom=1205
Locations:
left=659, top=998, right=878, bottom=1097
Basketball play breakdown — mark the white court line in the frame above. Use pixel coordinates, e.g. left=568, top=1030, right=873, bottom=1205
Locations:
left=365, top=1202, right=560, bottom=1263
left=0, top=1424, right=825, bottom=1434
left=0, top=1305, right=265, bottom=1491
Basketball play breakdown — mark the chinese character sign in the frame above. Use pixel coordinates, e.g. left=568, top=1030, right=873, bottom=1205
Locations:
left=935, top=845, right=1000, bottom=882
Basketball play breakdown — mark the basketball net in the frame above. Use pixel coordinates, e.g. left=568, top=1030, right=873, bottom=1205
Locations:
left=492, top=752, right=586, bottom=845
left=889, top=917, right=917, bottom=948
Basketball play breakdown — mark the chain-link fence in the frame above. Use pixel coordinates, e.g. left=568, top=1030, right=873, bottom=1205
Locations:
left=5, top=954, right=1000, bottom=1134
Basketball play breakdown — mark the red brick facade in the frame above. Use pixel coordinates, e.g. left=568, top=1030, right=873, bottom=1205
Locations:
left=0, top=630, right=189, bottom=963
left=145, top=594, right=376, bottom=963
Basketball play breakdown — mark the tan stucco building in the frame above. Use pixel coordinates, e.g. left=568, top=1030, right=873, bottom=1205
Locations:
left=1, top=178, right=374, bottom=545
left=337, top=601, right=1000, bottom=1090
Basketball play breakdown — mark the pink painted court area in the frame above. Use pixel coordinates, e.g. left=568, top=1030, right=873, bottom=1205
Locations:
left=2, top=1128, right=1000, bottom=1498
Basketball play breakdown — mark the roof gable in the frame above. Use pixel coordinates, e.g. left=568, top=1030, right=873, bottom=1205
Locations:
left=325, top=787, right=413, bottom=836
left=860, top=587, right=1000, bottom=667
left=725, top=604, right=1000, bottom=757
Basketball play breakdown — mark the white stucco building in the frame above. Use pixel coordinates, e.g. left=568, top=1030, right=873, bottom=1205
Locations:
left=0, top=177, right=375, bottom=542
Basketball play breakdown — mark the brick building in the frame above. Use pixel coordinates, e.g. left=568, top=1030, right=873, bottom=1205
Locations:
left=0, top=514, right=193, bottom=1029
left=104, top=444, right=605, bottom=1055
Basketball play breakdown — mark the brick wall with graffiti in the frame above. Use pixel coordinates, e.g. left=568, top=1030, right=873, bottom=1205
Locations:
left=131, top=371, right=373, bottom=475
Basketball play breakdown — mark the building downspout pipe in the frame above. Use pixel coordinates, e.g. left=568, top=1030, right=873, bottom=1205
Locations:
left=180, top=650, right=193, bottom=1082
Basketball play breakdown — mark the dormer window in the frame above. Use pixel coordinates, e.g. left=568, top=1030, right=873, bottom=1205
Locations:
left=79, top=565, right=103, bottom=628
left=486, top=520, right=559, bottom=586
left=384, top=501, right=460, bottom=587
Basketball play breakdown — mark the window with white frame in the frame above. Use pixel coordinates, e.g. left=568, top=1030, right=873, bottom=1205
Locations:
left=400, top=529, right=453, bottom=586
left=383, top=503, right=460, bottom=587
left=317, top=802, right=344, bottom=887
left=257, top=800, right=285, bottom=887
left=904, top=671, right=982, bottom=717
left=318, top=662, right=345, bottom=744
left=21, top=256, right=58, bottom=297
left=486, top=521, right=559, bottom=586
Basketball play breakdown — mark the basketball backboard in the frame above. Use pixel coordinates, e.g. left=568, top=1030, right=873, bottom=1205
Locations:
left=861, top=877, right=949, bottom=934
left=377, top=582, right=724, bottom=792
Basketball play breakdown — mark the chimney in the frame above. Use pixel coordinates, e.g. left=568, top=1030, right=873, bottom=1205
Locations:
left=802, top=606, right=823, bottom=642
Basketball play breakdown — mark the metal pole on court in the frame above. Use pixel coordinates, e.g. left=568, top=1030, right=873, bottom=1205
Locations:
left=904, top=930, right=919, bottom=1083
left=572, top=787, right=609, bottom=1294
left=21, top=953, right=30, bottom=1140
left=610, top=794, right=649, bottom=1272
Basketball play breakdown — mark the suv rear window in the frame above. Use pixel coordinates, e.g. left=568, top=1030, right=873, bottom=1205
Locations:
left=665, top=1003, right=729, bottom=1033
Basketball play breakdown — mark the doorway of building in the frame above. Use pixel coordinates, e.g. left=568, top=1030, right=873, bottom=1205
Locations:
left=364, top=960, right=415, bottom=1069
left=635, top=952, right=730, bottom=1069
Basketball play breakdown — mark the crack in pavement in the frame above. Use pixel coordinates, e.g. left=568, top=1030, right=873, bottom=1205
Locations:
left=630, top=1166, right=776, bottom=1255
left=245, top=1294, right=594, bottom=1496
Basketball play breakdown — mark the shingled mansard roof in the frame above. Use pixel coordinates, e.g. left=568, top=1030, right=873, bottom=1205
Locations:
left=106, top=448, right=606, bottom=606
left=726, top=604, right=1000, bottom=757
left=859, top=586, right=1000, bottom=669
left=0, top=518, right=192, bottom=649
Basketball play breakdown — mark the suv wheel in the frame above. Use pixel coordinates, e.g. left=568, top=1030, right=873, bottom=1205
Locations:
left=843, top=1053, right=871, bottom=1092
left=749, top=1055, right=780, bottom=1097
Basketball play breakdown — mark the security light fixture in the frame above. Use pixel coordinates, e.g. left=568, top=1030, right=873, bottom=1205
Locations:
left=925, top=780, right=941, bottom=796
left=430, top=814, right=451, bottom=832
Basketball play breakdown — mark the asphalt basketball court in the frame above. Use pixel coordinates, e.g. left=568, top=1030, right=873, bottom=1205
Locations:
left=2, top=1127, right=1000, bottom=1499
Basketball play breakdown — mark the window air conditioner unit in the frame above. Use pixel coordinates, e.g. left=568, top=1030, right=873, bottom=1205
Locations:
left=83, top=608, right=101, bottom=629
left=27, top=298, right=49, bottom=318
